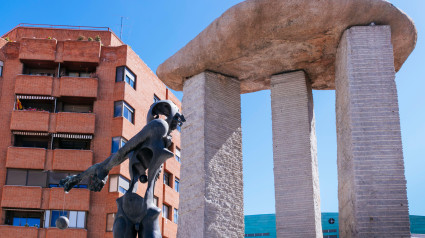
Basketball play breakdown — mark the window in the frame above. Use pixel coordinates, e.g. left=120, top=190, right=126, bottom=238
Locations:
left=106, top=213, right=115, bottom=232
left=173, top=208, right=178, bottom=224
left=175, top=147, right=181, bottom=163
left=163, top=171, right=170, bottom=186
left=154, top=196, right=158, bottom=207
left=109, top=175, right=136, bottom=194
left=14, top=135, right=50, bottom=149
left=162, top=204, right=170, bottom=219
left=0, top=61, right=3, bottom=77
left=153, top=95, right=160, bottom=103
left=15, top=96, right=55, bottom=112
left=111, top=137, right=127, bottom=154
left=5, top=210, right=44, bottom=228
left=53, top=137, right=91, bottom=150
left=59, top=62, right=96, bottom=78
left=46, top=210, right=86, bottom=228
left=174, top=178, right=180, bottom=193
left=6, top=169, right=47, bottom=187
left=176, top=124, right=182, bottom=132
left=116, top=66, right=136, bottom=89
left=114, top=101, right=134, bottom=123
left=48, top=171, right=88, bottom=189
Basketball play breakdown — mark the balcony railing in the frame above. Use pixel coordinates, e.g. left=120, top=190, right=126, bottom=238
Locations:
left=59, top=76, right=98, bottom=98
left=19, top=38, right=57, bottom=61
left=48, top=187, right=90, bottom=211
left=55, top=112, right=95, bottom=134
left=6, top=147, right=46, bottom=169
left=52, top=149, right=93, bottom=171
left=63, top=40, right=101, bottom=63
left=0, top=226, right=39, bottom=238
left=10, top=110, right=50, bottom=132
left=15, top=75, right=53, bottom=95
left=163, top=185, right=179, bottom=209
left=1, top=186, right=43, bottom=209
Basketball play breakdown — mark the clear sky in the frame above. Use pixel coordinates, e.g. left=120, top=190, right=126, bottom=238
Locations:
left=1, top=0, right=423, bottom=216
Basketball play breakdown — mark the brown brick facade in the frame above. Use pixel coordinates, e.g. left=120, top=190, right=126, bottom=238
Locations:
left=0, top=26, right=181, bottom=238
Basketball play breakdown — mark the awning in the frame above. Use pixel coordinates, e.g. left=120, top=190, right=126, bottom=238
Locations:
left=52, top=133, right=93, bottom=139
left=17, top=95, right=55, bottom=100
left=12, top=131, right=49, bottom=136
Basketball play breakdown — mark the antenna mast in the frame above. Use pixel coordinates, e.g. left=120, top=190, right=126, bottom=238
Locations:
left=120, top=16, right=124, bottom=39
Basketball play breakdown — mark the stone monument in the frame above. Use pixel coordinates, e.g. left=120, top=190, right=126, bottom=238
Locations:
left=156, top=0, right=417, bottom=237
left=60, top=100, right=185, bottom=238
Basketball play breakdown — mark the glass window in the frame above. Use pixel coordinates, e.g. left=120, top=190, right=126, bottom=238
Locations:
left=116, top=66, right=136, bottom=89
left=5, top=210, right=44, bottom=228
left=106, top=213, right=115, bottom=232
left=27, top=170, right=47, bottom=187
left=6, top=169, right=27, bottom=186
left=14, top=135, right=50, bottom=149
left=109, top=175, right=118, bottom=192
left=153, top=196, right=158, bottom=207
left=174, top=178, right=180, bottom=193
left=176, top=124, right=181, bottom=132
left=48, top=171, right=88, bottom=189
left=173, top=208, right=178, bottom=224
left=162, top=204, right=170, bottom=219
left=114, top=101, right=134, bottom=123
left=49, top=210, right=85, bottom=229
left=163, top=172, right=170, bottom=186
left=0, top=61, right=3, bottom=77
left=53, top=138, right=91, bottom=150
left=111, top=137, right=127, bottom=153
left=50, top=210, right=68, bottom=227
left=175, top=147, right=181, bottom=163
left=118, top=176, right=130, bottom=194
left=153, top=95, right=160, bottom=103
left=109, top=175, right=135, bottom=194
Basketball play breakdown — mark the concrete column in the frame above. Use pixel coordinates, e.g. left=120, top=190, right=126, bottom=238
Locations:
left=178, top=71, right=244, bottom=238
left=271, top=71, right=322, bottom=238
left=335, top=26, right=410, bottom=237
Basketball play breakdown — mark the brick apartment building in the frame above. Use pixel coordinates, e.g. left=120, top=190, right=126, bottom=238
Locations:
left=0, top=24, right=181, bottom=238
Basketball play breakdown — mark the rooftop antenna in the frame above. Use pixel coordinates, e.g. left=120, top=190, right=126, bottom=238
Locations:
left=120, top=16, right=124, bottom=39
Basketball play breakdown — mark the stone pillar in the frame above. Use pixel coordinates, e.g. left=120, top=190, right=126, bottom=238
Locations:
left=178, top=71, right=244, bottom=238
left=271, top=71, right=322, bottom=238
left=335, top=26, right=410, bottom=237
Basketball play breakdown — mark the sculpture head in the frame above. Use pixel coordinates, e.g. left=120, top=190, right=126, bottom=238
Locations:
left=147, top=100, right=185, bottom=133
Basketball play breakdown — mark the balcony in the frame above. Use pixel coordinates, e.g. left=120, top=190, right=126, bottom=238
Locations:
left=1, top=186, right=43, bottom=209
left=46, top=228, right=87, bottom=238
left=163, top=185, right=179, bottom=209
left=59, top=76, right=98, bottom=98
left=15, top=75, right=53, bottom=95
left=162, top=217, right=178, bottom=238
left=52, top=149, right=93, bottom=171
left=19, top=38, right=57, bottom=61
left=0, top=226, right=39, bottom=238
left=55, top=112, right=95, bottom=134
left=165, top=157, right=181, bottom=179
left=48, top=187, right=90, bottom=211
left=6, top=147, right=46, bottom=169
left=10, top=111, right=50, bottom=132
left=62, top=40, right=101, bottom=63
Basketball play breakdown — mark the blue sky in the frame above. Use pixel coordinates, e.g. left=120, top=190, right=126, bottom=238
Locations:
left=1, top=0, right=423, bottom=216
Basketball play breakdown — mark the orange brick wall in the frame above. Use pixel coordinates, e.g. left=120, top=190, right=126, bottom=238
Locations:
left=0, top=26, right=181, bottom=238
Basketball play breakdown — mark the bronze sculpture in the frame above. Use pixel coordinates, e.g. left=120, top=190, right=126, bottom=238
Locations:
left=60, top=100, right=185, bottom=238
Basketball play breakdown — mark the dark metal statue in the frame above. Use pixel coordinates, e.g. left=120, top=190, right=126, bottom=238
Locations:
left=60, top=100, right=185, bottom=238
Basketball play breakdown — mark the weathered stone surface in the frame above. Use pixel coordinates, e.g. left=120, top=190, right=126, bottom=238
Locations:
left=271, top=71, right=322, bottom=238
left=157, top=0, right=416, bottom=93
left=335, top=26, right=410, bottom=237
left=178, top=71, right=244, bottom=238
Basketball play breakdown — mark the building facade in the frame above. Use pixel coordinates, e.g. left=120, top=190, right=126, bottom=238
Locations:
left=0, top=24, right=181, bottom=238
left=245, top=213, right=425, bottom=238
